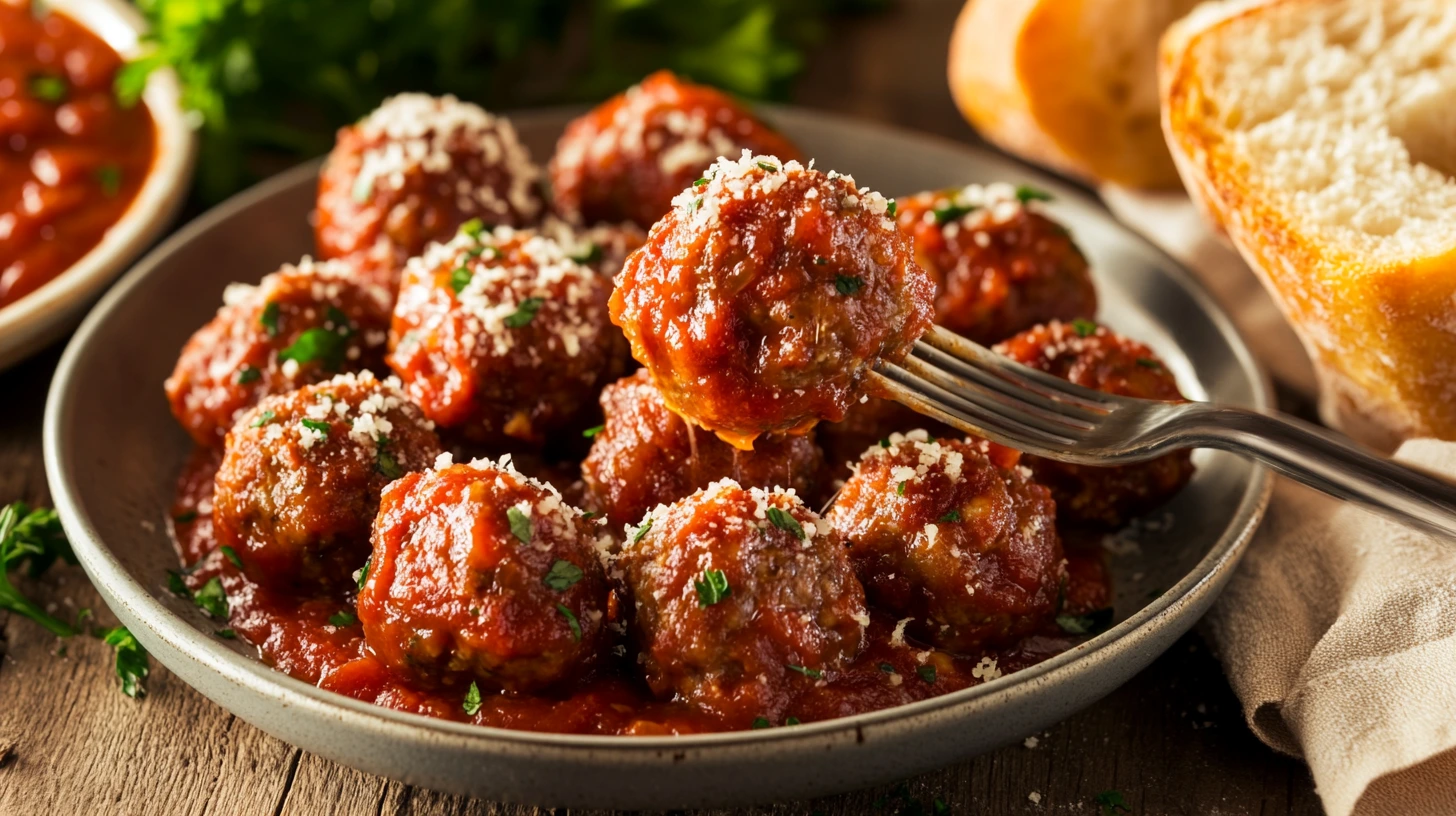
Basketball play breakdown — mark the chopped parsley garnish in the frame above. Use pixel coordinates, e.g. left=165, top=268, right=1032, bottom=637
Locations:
left=689, top=197, right=703, bottom=211
left=173, top=510, right=198, bottom=524
left=632, top=519, right=652, bottom=543
left=1015, top=185, right=1053, bottom=204
left=582, top=424, right=604, bottom=439
left=938, top=510, right=961, bottom=523
left=1136, top=358, right=1161, bottom=370
left=886, top=199, right=897, bottom=217
left=220, top=545, right=244, bottom=569
left=355, top=555, right=371, bottom=592
left=917, top=664, right=937, bottom=684
left=556, top=603, right=582, bottom=641
left=250, top=410, right=276, bottom=428
left=692, top=177, right=709, bottom=187
left=215, top=628, right=238, bottom=639
left=786, top=664, right=822, bottom=679
left=896, top=481, right=906, bottom=496
left=569, top=243, right=603, bottom=265
left=259, top=301, right=280, bottom=336
left=934, top=799, right=950, bottom=815
left=193, top=576, right=228, bottom=619
left=328, top=610, right=356, bottom=627
left=1095, top=790, right=1132, bottom=816
left=506, top=506, right=532, bottom=544
left=101, top=626, right=149, bottom=699
left=449, top=266, right=473, bottom=294
left=166, top=570, right=192, bottom=600
left=278, top=327, right=349, bottom=370
left=463, top=680, right=482, bottom=715
left=694, top=569, right=731, bottom=607
left=581, top=511, right=597, bottom=521
left=931, top=203, right=976, bottom=224
left=0, top=502, right=78, bottom=637
left=299, top=418, right=331, bottom=436
left=503, top=297, right=544, bottom=328
left=765, top=506, right=804, bottom=540
left=814, top=256, right=828, bottom=266
left=28, top=72, right=67, bottom=103
left=375, top=437, right=403, bottom=479
left=96, top=164, right=123, bottom=197
left=459, top=218, right=486, bottom=240
left=235, top=365, right=261, bottom=384
left=1055, top=607, right=1114, bottom=636
left=878, top=662, right=895, bottom=674
left=879, top=437, right=891, bottom=448
left=543, top=559, right=584, bottom=591
left=751, top=717, right=771, bottom=729
left=834, top=275, right=864, bottom=296
left=1071, top=318, right=1098, bottom=337
left=350, top=172, right=374, bottom=203
left=756, top=160, right=779, bottom=172
left=785, top=716, right=800, bottom=725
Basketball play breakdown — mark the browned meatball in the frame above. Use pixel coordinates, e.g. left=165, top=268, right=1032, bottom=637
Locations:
left=166, top=258, right=393, bottom=448
left=994, top=320, right=1195, bottom=527
left=581, top=368, right=824, bottom=528
left=896, top=183, right=1096, bottom=344
left=549, top=70, right=803, bottom=229
left=316, top=94, right=545, bottom=292
left=387, top=224, right=627, bottom=445
left=828, top=431, right=1065, bottom=654
left=357, top=456, right=612, bottom=692
left=611, top=153, right=936, bottom=449
left=617, top=480, right=867, bottom=725
left=213, top=371, right=442, bottom=593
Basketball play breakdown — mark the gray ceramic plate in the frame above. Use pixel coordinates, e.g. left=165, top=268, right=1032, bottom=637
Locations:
left=44, top=107, right=1271, bottom=810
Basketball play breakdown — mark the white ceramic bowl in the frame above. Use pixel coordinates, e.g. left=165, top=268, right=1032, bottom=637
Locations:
left=0, top=0, right=196, bottom=370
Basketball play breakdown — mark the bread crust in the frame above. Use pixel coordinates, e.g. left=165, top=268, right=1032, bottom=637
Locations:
left=1160, top=0, right=1456, bottom=447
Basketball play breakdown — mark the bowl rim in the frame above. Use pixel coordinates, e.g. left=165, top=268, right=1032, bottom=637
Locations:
left=0, top=0, right=198, bottom=354
left=43, top=106, right=1273, bottom=755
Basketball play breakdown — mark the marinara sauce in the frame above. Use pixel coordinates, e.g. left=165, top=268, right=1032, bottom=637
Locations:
left=0, top=0, right=154, bottom=309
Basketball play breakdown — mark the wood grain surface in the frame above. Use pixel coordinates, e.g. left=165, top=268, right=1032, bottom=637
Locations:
left=0, top=2, right=1325, bottom=813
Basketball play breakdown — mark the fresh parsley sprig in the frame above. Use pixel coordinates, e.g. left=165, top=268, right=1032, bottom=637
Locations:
left=0, top=503, right=77, bottom=637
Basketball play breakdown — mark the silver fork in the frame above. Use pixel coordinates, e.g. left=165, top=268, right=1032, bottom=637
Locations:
left=870, top=326, right=1456, bottom=540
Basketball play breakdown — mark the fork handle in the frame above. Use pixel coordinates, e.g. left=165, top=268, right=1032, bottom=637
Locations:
left=1188, top=405, right=1456, bottom=540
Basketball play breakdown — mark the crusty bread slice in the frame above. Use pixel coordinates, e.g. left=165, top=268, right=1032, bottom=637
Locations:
left=1162, top=0, right=1456, bottom=447
left=949, top=0, right=1203, bottom=188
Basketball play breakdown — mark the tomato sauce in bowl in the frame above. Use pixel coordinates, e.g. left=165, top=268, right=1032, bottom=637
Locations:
left=0, top=0, right=155, bottom=309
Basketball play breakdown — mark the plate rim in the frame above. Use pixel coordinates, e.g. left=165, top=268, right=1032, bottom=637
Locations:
left=43, top=104, right=1274, bottom=756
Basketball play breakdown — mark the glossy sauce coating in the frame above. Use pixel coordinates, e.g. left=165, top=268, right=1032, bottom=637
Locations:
left=830, top=431, right=1064, bottom=653
left=549, top=70, right=803, bottom=230
left=610, top=152, right=935, bottom=448
left=0, top=1, right=155, bottom=308
left=387, top=225, right=626, bottom=445
left=165, top=259, right=393, bottom=447
left=581, top=368, right=825, bottom=528
left=316, top=93, right=544, bottom=292
left=213, top=372, right=442, bottom=593
left=995, top=320, right=1195, bottom=527
left=895, top=184, right=1096, bottom=345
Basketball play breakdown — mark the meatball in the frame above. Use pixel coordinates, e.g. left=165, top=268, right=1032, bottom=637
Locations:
left=611, top=152, right=935, bottom=448
left=213, top=371, right=442, bottom=593
left=549, top=70, right=803, bottom=229
left=357, top=455, right=612, bottom=692
left=166, top=258, right=393, bottom=447
left=387, top=224, right=626, bottom=445
left=316, top=93, right=545, bottom=291
left=618, top=480, right=867, bottom=725
left=896, top=183, right=1096, bottom=345
left=581, top=369, right=824, bottom=528
left=828, top=430, right=1064, bottom=654
left=994, top=320, right=1195, bottom=527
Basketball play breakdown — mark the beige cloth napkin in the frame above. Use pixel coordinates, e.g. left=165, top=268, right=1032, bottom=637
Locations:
left=1099, top=186, right=1456, bottom=815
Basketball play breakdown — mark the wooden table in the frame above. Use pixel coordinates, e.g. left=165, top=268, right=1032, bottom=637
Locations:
left=0, top=2, right=1326, bottom=813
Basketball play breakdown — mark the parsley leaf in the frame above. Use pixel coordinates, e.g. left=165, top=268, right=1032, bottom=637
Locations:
left=632, top=519, right=652, bottom=543
left=1055, top=607, right=1114, bottom=636
left=1015, top=185, right=1053, bottom=204
left=1071, top=318, right=1098, bottom=337
left=235, top=365, right=261, bottom=384
left=751, top=716, right=771, bottom=729
left=569, top=243, right=602, bottom=265
left=193, top=576, right=228, bottom=619
left=328, top=610, right=356, bottom=627
left=938, top=510, right=961, bottom=523
left=582, top=424, right=604, bottom=439
left=28, top=72, right=67, bottom=103
left=756, top=160, right=779, bottom=172
left=917, top=664, right=937, bottom=684
left=506, top=506, right=532, bottom=544
left=0, top=502, right=78, bottom=637
left=878, top=662, right=895, bottom=674
left=259, top=301, right=280, bottom=336
left=1095, top=790, right=1131, bottom=816
left=299, top=418, right=330, bottom=436
left=459, top=218, right=486, bottom=240
left=834, top=274, right=864, bottom=296
left=96, top=164, right=123, bottom=197
left=355, top=555, right=371, bottom=592
left=173, top=510, right=198, bottom=523
left=220, top=545, right=244, bottom=569
left=556, top=603, right=582, bottom=641
left=463, top=680, right=482, bottom=715
left=765, top=507, right=804, bottom=540
left=166, top=570, right=192, bottom=600
left=504, top=297, right=544, bottom=328
left=886, top=199, right=897, bottom=217
left=215, top=628, right=237, bottom=639
left=449, top=267, right=473, bottom=295
left=1136, top=358, right=1162, bottom=370
left=931, top=203, right=975, bottom=224
left=786, top=664, right=822, bottom=679
left=375, top=438, right=403, bottom=479
left=694, top=569, right=731, bottom=607
left=543, top=559, right=584, bottom=591
left=250, top=410, right=276, bottom=428
left=101, top=626, right=149, bottom=699
left=896, top=481, right=906, bottom=496
left=278, top=327, right=349, bottom=370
